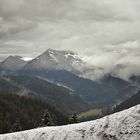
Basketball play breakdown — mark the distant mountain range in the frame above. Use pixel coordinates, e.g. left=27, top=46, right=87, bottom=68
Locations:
left=0, top=49, right=102, bottom=79
left=0, top=49, right=140, bottom=109
left=0, top=76, right=91, bottom=115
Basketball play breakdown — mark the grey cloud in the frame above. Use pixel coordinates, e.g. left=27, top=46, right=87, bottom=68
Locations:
left=0, top=0, right=139, bottom=39
left=0, top=0, right=139, bottom=22
left=82, top=40, right=140, bottom=80
left=0, top=16, right=38, bottom=38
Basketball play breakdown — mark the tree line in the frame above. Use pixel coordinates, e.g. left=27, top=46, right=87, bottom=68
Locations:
left=0, top=91, right=79, bottom=134
left=10, top=110, right=79, bottom=133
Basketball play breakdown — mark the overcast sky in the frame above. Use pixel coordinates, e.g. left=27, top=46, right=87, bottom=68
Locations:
left=0, top=0, right=140, bottom=78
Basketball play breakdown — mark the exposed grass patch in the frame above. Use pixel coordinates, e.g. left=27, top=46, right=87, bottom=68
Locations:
left=78, top=109, right=102, bottom=121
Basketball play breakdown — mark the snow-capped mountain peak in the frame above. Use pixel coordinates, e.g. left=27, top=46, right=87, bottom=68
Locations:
left=24, top=49, right=86, bottom=73
left=23, top=49, right=105, bottom=80
left=44, top=48, right=81, bottom=62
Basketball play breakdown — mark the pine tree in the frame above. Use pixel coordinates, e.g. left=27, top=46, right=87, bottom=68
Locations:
left=10, top=119, right=22, bottom=132
left=41, top=109, right=54, bottom=126
left=70, top=113, right=79, bottom=124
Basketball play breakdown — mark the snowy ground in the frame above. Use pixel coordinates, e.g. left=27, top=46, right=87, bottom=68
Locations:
left=0, top=105, right=140, bottom=140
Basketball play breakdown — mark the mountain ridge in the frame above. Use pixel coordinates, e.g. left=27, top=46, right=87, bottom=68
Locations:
left=0, top=49, right=140, bottom=108
left=23, top=49, right=96, bottom=78
left=0, top=55, right=27, bottom=71
left=0, top=75, right=91, bottom=114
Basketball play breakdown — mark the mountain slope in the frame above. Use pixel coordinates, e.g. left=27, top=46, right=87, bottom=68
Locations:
left=1, top=105, right=140, bottom=140
left=113, top=90, right=140, bottom=113
left=0, top=76, right=91, bottom=114
left=0, top=91, right=69, bottom=134
left=100, top=75, right=140, bottom=104
left=0, top=77, right=20, bottom=93
left=24, top=49, right=85, bottom=73
left=44, top=70, right=118, bottom=106
left=23, top=49, right=102, bottom=79
left=20, top=69, right=117, bottom=106
left=20, top=69, right=139, bottom=107
left=0, top=56, right=26, bottom=72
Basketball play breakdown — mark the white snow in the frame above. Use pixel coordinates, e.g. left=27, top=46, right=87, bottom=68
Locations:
left=0, top=105, right=140, bottom=140
left=21, top=57, right=32, bottom=61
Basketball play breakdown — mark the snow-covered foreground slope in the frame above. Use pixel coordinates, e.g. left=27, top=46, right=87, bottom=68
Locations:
left=0, top=105, right=140, bottom=140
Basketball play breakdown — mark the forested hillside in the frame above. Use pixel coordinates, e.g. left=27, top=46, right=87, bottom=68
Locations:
left=0, top=91, right=69, bottom=134
left=1, top=105, right=140, bottom=140
left=0, top=76, right=91, bottom=114
left=113, top=90, right=140, bottom=113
